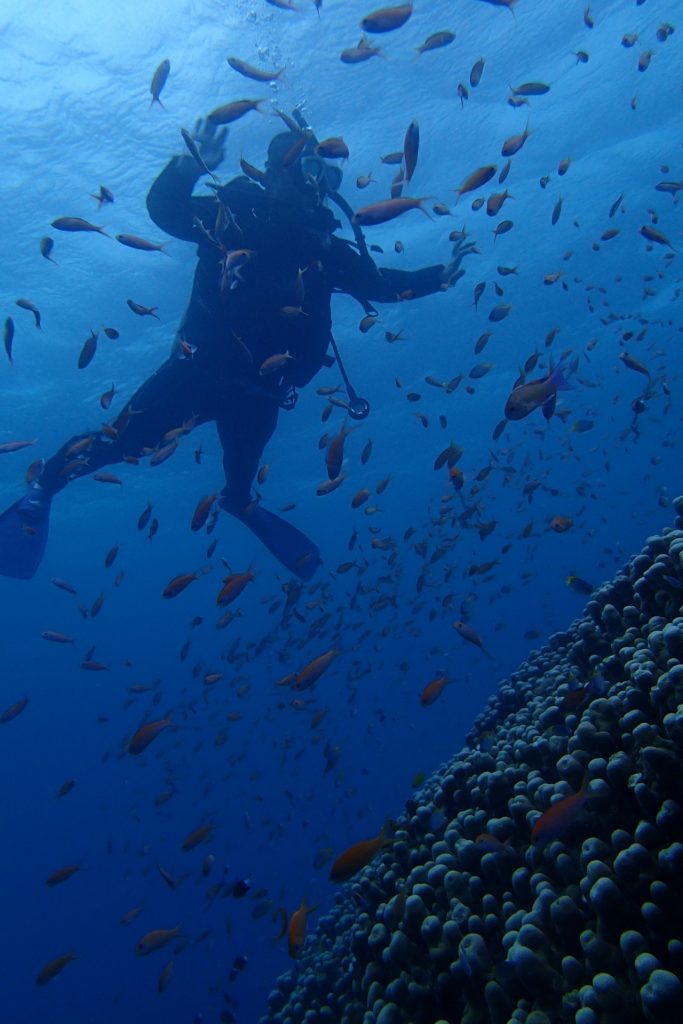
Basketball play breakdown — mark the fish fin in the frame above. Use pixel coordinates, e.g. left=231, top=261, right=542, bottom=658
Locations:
left=549, top=358, right=574, bottom=392
left=542, top=394, right=556, bottom=421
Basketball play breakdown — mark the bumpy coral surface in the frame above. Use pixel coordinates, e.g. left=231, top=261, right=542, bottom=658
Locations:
left=262, top=497, right=683, bottom=1024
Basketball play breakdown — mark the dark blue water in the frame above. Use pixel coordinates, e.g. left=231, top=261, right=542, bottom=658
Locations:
left=1, top=0, right=680, bottom=1020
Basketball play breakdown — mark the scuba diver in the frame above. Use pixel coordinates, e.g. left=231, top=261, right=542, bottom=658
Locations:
left=0, top=113, right=475, bottom=582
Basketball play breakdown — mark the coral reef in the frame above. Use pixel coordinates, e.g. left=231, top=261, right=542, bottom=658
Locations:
left=261, top=497, right=683, bottom=1024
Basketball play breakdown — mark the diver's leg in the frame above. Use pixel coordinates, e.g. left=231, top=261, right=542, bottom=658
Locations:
left=38, top=356, right=207, bottom=495
left=215, top=389, right=279, bottom=510
left=0, top=355, right=207, bottom=579
left=215, top=390, right=321, bottom=580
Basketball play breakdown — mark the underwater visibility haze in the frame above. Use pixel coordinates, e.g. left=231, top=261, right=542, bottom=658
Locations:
left=1, top=1, right=682, bottom=1022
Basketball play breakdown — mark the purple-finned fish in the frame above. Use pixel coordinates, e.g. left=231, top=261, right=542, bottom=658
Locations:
left=504, top=360, right=574, bottom=421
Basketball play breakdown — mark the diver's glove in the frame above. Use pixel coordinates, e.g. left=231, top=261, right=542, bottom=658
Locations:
left=178, top=118, right=228, bottom=175
left=440, top=236, right=478, bottom=288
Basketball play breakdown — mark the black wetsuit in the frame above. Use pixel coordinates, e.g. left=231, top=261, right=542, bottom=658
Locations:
left=38, top=156, right=445, bottom=505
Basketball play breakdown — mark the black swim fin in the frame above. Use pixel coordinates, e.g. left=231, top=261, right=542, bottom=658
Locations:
left=0, top=485, right=52, bottom=579
left=224, top=502, right=321, bottom=581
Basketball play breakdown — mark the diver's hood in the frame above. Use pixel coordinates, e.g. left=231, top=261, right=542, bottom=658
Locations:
left=266, top=131, right=343, bottom=197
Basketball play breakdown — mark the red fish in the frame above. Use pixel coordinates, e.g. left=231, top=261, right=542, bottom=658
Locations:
left=163, top=572, right=199, bottom=599
left=0, top=696, right=28, bottom=724
left=550, top=515, right=573, bottom=533
left=0, top=439, right=36, bottom=455
left=453, top=620, right=487, bottom=652
left=353, top=197, right=429, bottom=226
left=77, top=329, right=97, bottom=370
left=294, top=649, right=337, bottom=690
left=46, top=864, right=81, bottom=886
left=191, top=493, right=217, bottom=531
left=51, top=217, right=109, bottom=236
left=288, top=898, right=317, bottom=958
left=116, top=234, right=169, bottom=254
left=325, top=420, right=354, bottom=480
left=207, top=99, right=264, bottom=125
left=420, top=674, right=448, bottom=706
left=36, top=952, right=78, bottom=985
left=216, top=570, right=255, bottom=607
left=360, top=3, right=413, bottom=33
left=128, top=719, right=174, bottom=755
left=182, top=824, right=214, bottom=851
left=531, top=783, right=590, bottom=845
left=136, top=926, right=181, bottom=955
left=330, top=829, right=390, bottom=881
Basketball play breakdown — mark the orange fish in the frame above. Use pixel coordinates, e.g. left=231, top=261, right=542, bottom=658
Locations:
left=92, top=471, right=122, bottom=485
left=341, top=37, right=383, bottom=63
left=120, top=906, right=143, bottom=926
left=36, top=951, right=78, bottom=985
left=207, top=99, right=264, bottom=125
left=191, top=493, right=217, bottom=531
left=260, top=351, right=294, bottom=374
left=116, top=234, right=169, bottom=254
left=550, top=515, right=573, bottom=533
left=51, top=217, right=109, bottom=236
left=353, top=196, right=429, bottom=226
left=329, top=829, right=390, bottom=881
left=455, top=165, right=497, bottom=200
left=294, top=649, right=337, bottom=690
left=158, top=959, right=174, bottom=993
left=449, top=466, right=464, bottom=490
left=136, top=926, right=182, bottom=955
left=325, top=420, right=354, bottom=480
left=316, top=137, right=349, bottom=160
left=0, top=696, right=29, bottom=723
left=128, top=718, right=174, bottom=755
left=46, top=864, right=81, bottom=886
left=317, top=475, right=346, bottom=496
left=163, top=572, right=199, bottom=599
left=501, top=123, right=531, bottom=157
left=216, top=569, right=255, bottom=607
left=151, top=440, right=179, bottom=466
left=531, top=783, right=590, bottom=845
left=182, top=823, right=214, bottom=851
left=420, top=674, right=448, bottom=706
left=360, top=3, right=413, bottom=33
left=226, top=56, right=284, bottom=82
left=288, top=898, right=317, bottom=958
left=41, top=631, right=75, bottom=644
left=453, top=620, right=486, bottom=652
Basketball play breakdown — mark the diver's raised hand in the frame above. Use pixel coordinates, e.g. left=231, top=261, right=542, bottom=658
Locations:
left=186, top=117, right=228, bottom=172
left=440, top=236, right=478, bottom=288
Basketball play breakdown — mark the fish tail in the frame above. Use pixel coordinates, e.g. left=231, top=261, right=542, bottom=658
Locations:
left=549, top=358, right=574, bottom=392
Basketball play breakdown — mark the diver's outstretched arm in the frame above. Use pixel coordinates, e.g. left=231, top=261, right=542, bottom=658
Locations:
left=329, top=234, right=476, bottom=305
left=146, top=119, right=227, bottom=242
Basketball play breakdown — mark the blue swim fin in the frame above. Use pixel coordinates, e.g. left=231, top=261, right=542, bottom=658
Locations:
left=0, top=485, right=52, bottom=579
left=224, top=502, right=321, bottom=581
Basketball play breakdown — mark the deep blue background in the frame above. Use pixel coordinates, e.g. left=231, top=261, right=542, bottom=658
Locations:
left=1, top=1, right=681, bottom=1021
